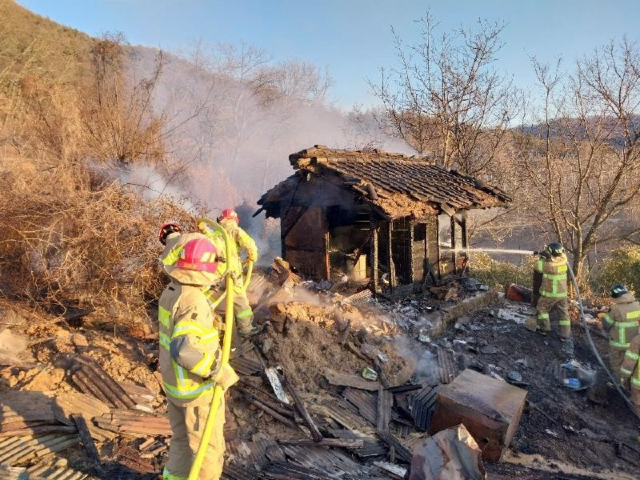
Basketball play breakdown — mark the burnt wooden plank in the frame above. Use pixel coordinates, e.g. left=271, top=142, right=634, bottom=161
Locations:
left=324, top=370, right=380, bottom=391
left=376, top=386, right=393, bottom=435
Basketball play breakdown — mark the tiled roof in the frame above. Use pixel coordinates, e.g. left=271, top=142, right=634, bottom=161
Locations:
left=259, top=146, right=510, bottom=219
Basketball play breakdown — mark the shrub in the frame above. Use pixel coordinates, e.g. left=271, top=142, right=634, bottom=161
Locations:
left=592, top=246, right=640, bottom=297
left=0, top=155, right=195, bottom=323
left=468, top=252, right=535, bottom=290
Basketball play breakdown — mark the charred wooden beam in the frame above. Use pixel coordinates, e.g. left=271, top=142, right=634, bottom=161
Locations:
left=278, top=438, right=364, bottom=448
left=237, top=387, right=295, bottom=419
left=249, top=399, right=299, bottom=430
left=283, top=376, right=322, bottom=443
left=71, top=415, right=101, bottom=466
left=376, top=431, right=413, bottom=463
left=376, top=386, right=393, bottom=435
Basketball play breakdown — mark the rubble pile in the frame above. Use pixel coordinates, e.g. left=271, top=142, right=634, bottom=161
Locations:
left=0, top=266, right=639, bottom=480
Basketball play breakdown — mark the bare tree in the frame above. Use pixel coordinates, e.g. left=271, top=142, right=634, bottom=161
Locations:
left=370, top=13, right=520, bottom=176
left=517, top=39, right=640, bottom=284
left=82, top=33, right=166, bottom=165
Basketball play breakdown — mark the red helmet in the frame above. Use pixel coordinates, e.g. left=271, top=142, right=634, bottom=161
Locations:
left=159, top=222, right=182, bottom=245
left=218, top=208, right=239, bottom=223
left=176, top=238, right=218, bottom=273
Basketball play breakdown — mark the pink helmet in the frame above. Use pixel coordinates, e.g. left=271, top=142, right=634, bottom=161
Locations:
left=219, top=208, right=239, bottom=223
left=176, top=238, right=218, bottom=274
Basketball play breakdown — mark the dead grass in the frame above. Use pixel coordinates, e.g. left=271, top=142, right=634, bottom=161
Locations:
left=0, top=3, right=194, bottom=325
left=0, top=153, right=194, bottom=323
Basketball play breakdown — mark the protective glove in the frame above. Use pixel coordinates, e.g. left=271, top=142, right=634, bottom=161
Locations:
left=213, top=364, right=239, bottom=391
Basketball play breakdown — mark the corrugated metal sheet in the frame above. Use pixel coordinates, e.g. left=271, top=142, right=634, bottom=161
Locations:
left=93, top=410, right=171, bottom=437
left=27, top=461, right=89, bottom=479
left=436, top=347, right=459, bottom=384
left=69, top=356, right=136, bottom=410
left=410, top=385, right=441, bottom=431
left=0, top=433, right=80, bottom=466
left=222, top=463, right=262, bottom=480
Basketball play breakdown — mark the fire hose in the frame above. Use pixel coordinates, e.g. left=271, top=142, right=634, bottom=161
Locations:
left=187, top=219, right=236, bottom=480
left=566, top=263, right=640, bottom=422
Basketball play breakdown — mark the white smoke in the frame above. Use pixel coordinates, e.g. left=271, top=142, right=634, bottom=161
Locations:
left=121, top=43, right=412, bottom=261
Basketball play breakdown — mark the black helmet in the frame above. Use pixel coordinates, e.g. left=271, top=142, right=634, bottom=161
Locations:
left=611, top=284, right=629, bottom=298
left=546, top=242, right=565, bottom=257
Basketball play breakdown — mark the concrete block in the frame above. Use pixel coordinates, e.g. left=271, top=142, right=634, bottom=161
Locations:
left=429, top=369, right=527, bottom=462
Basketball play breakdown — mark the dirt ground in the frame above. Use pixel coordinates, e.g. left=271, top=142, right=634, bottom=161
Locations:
left=431, top=301, right=640, bottom=479
left=2, top=279, right=639, bottom=479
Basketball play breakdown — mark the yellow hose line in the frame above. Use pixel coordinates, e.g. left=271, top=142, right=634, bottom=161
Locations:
left=241, top=262, right=254, bottom=294
left=188, top=219, right=235, bottom=480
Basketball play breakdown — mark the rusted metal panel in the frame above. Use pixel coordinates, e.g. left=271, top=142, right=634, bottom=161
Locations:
left=93, top=410, right=171, bottom=437
left=69, top=356, right=136, bottom=410
left=279, top=445, right=362, bottom=477
left=27, top=461, right=89, bottom=479
left=53, top=391, right=115, bottom=442
left=0, top=433, right=80, bottom=466
left=429, top=369, right=528, bottom=462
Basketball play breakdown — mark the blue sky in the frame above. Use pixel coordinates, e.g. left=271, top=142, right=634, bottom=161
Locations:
left=18, top=0, right=640, bottom=109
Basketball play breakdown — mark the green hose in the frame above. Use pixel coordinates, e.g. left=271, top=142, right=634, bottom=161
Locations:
left=188, top=219, right=235, bottom=480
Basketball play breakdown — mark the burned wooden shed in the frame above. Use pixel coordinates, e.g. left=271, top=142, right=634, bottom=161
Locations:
left=256, top=146, right=510, bottom=295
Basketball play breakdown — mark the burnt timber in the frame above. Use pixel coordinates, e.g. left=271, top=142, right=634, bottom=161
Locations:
left=257, top=146, right=510, bottom=296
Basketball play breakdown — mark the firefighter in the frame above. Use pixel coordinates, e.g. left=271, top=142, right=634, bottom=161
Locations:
left=202, top=209, right=259, bottom=338
left=159, top=223, right=225, bottom=280
left=620, top=334, right=640, bottom=414
left=534, top=243, right=572, bottom=341
left=159, top=237, right=238, bottom=480
left=601, top=284, right=640, bottom=383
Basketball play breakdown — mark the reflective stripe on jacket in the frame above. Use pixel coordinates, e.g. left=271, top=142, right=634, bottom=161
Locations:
left=159, top=282, right=221, bottom=407
left=535, top=254, right=568, bottom=298
left=218, top=219, right=258, bottom=276
left=620, top=334, right=640, bottom=390
left=603, top=292, right=640, bottom=349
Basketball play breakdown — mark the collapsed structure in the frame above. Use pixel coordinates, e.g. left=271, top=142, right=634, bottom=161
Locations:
left=257, top=146, right=510, bottom=296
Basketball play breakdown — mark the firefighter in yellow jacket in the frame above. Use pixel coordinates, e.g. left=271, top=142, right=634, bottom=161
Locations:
left=200, top=209, right=259, bottom=338
left=601, top=284, right=640, bottom=383
left=159, top=237, right=238, bottom=480
left=620, top=334, right=640, bottom=414
left=534, top=243, right=571, bottom=340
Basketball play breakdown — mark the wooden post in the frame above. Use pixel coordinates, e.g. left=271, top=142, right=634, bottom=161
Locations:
left=451, top=215, right=457, bottom=275
left=461, top=212, right=469, bottom=248
left=388, top=221, right=396, bottom=291
left=435, top=216, right=441, bottom=279
left=409, top=222, right=415, bottom=282
left=372, top=225, right=379, bottom=294
left=324, top=230, right=331, bottom=281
